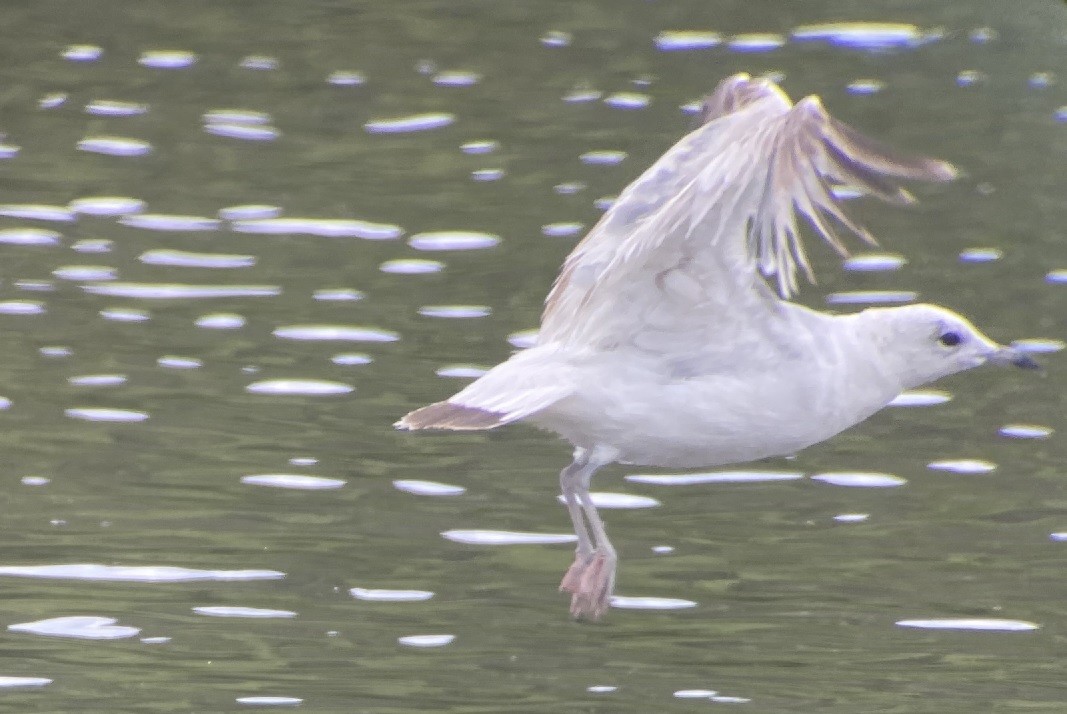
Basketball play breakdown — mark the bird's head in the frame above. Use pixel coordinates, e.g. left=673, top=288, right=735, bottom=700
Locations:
left=860, top=303, right=1039, bottom=390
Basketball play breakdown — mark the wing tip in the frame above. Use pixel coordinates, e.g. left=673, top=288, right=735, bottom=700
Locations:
left=395, top=401, right=507, bottom=431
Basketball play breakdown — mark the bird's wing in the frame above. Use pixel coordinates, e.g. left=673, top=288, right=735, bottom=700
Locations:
left=539, top=74, right=956, bottom=352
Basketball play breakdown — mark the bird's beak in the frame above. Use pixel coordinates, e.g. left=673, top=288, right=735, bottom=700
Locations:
left=987, top=344, right=1043, bottom=371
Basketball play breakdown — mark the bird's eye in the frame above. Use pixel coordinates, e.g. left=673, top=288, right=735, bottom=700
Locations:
left=938, top=331, right=962, bottom=347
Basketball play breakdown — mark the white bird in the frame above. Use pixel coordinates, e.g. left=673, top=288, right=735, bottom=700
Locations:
left=396, top=74, right=1038, bottom=620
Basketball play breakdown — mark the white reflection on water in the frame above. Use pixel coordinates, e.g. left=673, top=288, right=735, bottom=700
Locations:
left=68, top=374, right=127, bottom=387
left=274, top=325, right=398, bottom=342
left=236, top=696, right=303, bottom=706
left=555, top=492, right=660, bottom=509
left=68, top=196, right=145, bottom=216
left=138, top=50, right=197, bottom=68
left=195, top=313, right=246, bottom=329
left=193, top=606, right=296, bottom=618
left=398, top=634, right=455, bottom=648
left=811, top=472, right=907, bottom=488
left=441, top=530, right=577, bottom=545
left=364, top=113, right=455, bottom=134
left=927, top=459, right=996, bottom=474
left=409, top=231, right=500, bottom=251
left=888, top=389, right=952, bottom=407
left=627, top=470, right=803, bottom=485
left=219, top=204, right=282, bottom=220
left=393, top=479, right=466, bottom=496
left=9, top=616, right=140, bottom=640
left=653, top=31, right=722, bottom=51
left=121, top=215, right=221, bottom=231
left=610, top=596, right=697, bottom=610
left=64, top=408, right=148, bottom=422
left=0, top=677, right=52, bottom=688
left=100, top=307, right=151, bottom=322
left=205, top=123, right=281, bottom=141
left=895, top=618, right=1039, bottom=631
left=380, top=258, right=444, bottom=274
left=842, top=253, right=907, bottom=272
left=999, top=424, right=1053, bottom=439
left=140, top=249, right=254, bottom=268
left=85, top=100, right=148, bottom=117
left=77, top=136, right=153, bottom=157
left=245, top=379, right=353, bottom=396
left=0, top=300, right=44, bottom=315
left=727, top=33, right=785, bottom=52
left=790, top=22, right=934, bottom=50
left=0, top=204, right=75, bottom=221
left=84, top=283, right=281, bottom=299
left=0, top=228, right=60, bottom=245
left=0, top=564, right=285, bottom=581
left=350, top=587, right=434, bottom=602
left=232, top=217, right=402, bottom=239
left=241, top=474, right=346, bottom=490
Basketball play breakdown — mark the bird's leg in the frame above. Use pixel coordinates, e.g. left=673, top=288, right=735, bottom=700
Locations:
left=558, top=450, right=595, bottom=595
left=571, top=464, right=616, bottom=620
left=556, top=448, right=616, bottom=620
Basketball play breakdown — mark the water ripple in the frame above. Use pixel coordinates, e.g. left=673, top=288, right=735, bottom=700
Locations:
left=418, top=305, right=491, bottom=318
left=842, top=253, right=907, bottom=272
left=62, top=44, right=103, bottom=62
left=195, top=313, right=246, bottom=329
left=826, top=290, right=917, bottom=305
left=236, top=696, right=303, bottom=707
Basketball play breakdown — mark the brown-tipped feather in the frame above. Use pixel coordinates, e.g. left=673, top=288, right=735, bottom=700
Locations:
left=395, top=401, right=507, bottom=431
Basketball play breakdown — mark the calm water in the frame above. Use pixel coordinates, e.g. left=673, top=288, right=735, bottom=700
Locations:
left=0, top=0, right=1065, bottom=711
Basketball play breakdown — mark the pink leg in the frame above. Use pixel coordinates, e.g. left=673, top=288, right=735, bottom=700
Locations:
left=557, top=450, right=616, bottom=620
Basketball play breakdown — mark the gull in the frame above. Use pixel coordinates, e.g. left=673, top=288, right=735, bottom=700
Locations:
left=396, top=74, right=1038, bottom=620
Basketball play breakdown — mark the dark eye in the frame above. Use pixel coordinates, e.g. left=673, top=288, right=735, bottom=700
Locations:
left=938, top=331, right=962, bottom=347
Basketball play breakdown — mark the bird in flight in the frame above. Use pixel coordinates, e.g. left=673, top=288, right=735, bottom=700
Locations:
left=397, top=74, right=1038, bottom=620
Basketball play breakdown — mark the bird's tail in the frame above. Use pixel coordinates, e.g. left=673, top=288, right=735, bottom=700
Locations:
left=395, top=348, right=575, bottom=431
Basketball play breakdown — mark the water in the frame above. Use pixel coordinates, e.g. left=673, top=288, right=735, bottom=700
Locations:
left=0, top=0, right=1064, bottom=711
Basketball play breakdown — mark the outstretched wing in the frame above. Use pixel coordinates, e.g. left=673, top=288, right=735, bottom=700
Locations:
left=539, top=74, right=956, bottom=352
